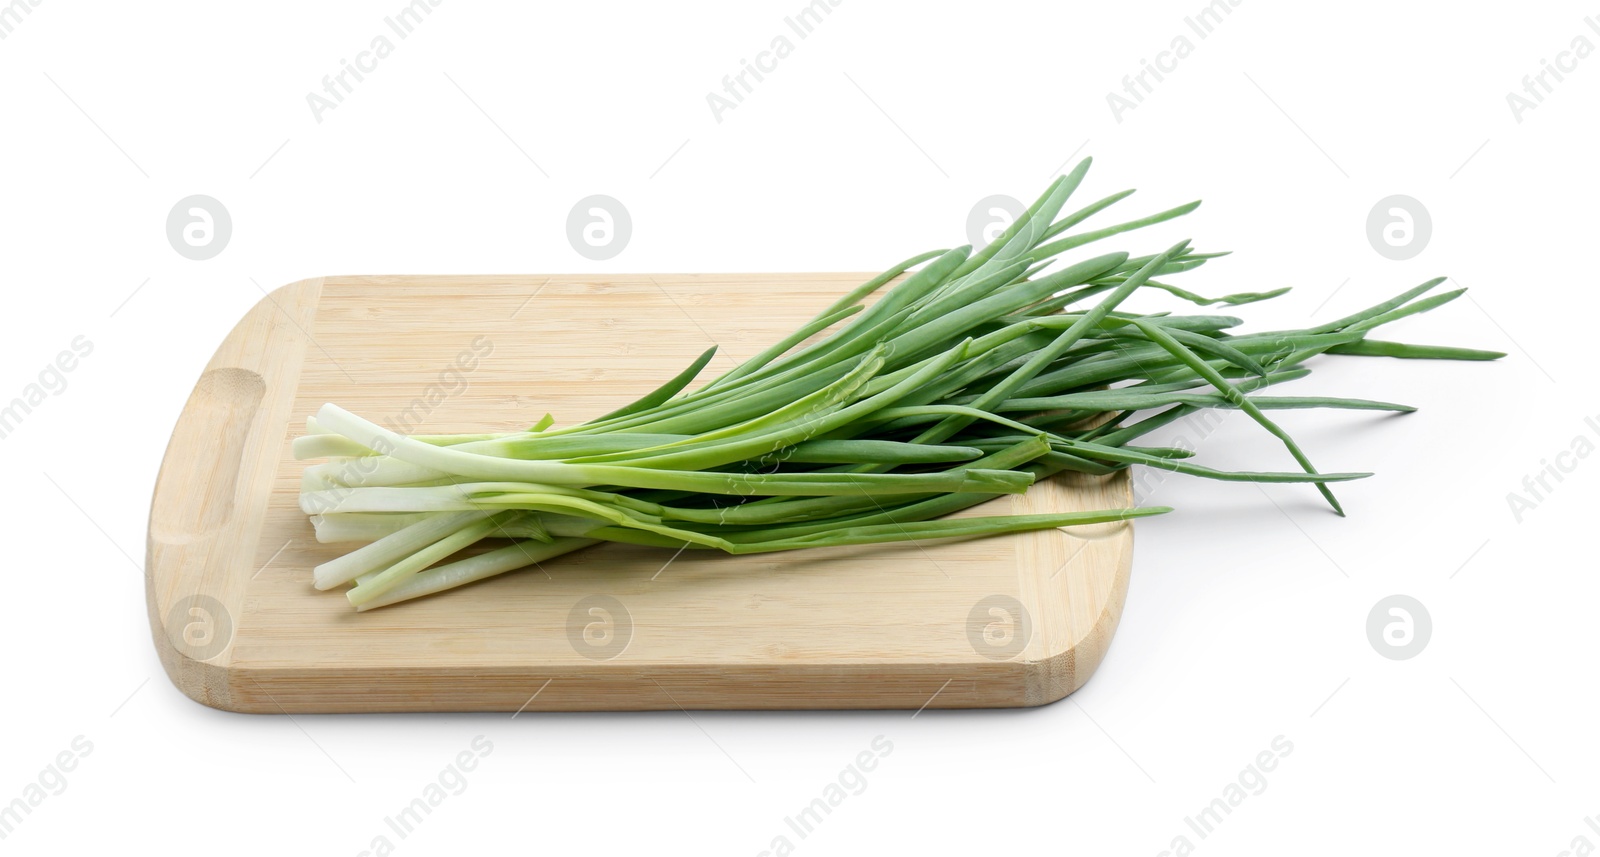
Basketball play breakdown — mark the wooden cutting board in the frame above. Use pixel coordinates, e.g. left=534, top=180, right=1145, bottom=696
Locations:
left=146, top=274, right=1138, bottom=713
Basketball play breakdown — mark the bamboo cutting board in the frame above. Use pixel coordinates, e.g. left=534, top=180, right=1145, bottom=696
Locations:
left=146, top=274, right=1139, bottom=713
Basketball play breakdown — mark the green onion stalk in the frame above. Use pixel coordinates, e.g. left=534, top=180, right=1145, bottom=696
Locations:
left=296, top=158, right=1502, bottom=610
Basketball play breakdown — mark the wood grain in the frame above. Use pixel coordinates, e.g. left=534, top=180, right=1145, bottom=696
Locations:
left=146, top=274, right=1139, bottom=712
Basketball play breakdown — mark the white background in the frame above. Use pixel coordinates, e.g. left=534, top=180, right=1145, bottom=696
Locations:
left=2, top=1, right=1596, bottom=854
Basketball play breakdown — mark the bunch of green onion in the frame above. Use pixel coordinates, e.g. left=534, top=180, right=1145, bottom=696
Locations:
left=296, top=158, right=1500, bottom=610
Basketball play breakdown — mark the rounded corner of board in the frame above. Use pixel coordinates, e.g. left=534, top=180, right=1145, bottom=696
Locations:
left=1018, top=640, right=1114, bottom=708
left=150, top=632, right=260, bottom=714
left=259, top=275, right=328, bottom=306
left=1017, top=536, right=1135, bottom=707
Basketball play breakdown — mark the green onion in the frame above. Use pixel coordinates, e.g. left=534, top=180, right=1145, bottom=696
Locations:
left=297, top=157, right=1502, bottom=610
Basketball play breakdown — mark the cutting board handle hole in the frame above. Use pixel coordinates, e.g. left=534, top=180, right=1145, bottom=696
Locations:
left=150, top=367, right=265, bottom=544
